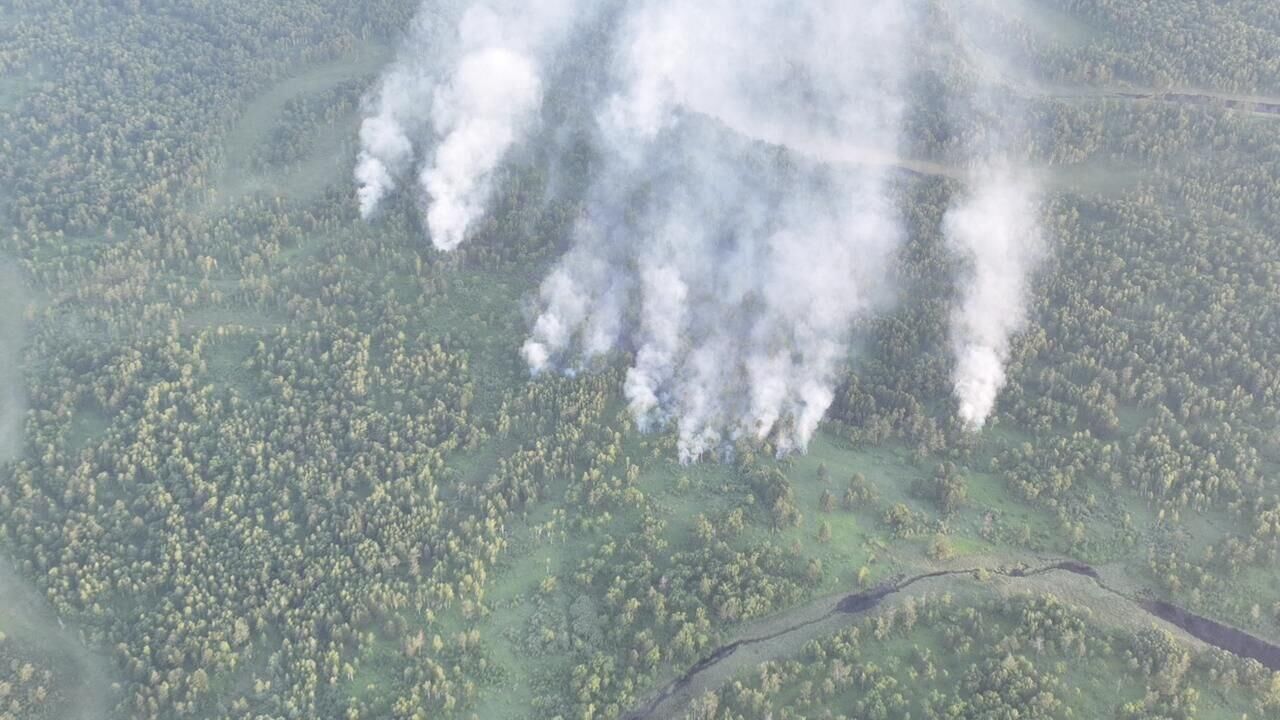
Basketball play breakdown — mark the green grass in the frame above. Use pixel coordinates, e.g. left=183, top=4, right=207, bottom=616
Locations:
left=1117, top=403, right=1158, bottom=434
left=635, top=457, right=743, bottom=544
left=203, top=333, right=263, bottom=397
left=23, top=232, right=112, bottom=267
left=184, top=307, right=283, bottom=334
left=67, top=405, right=110, bottom=451
left=716, top=587, right=1268, bottom=720
left=338, top=638, right=404, bottom=713
left=996, top=0, right=1100, bottom=47
left=464, top=475, right=592, bottom=720
left=1061, top=650, right=1263, bottom=720
left=204, top=41, right=391, bottom=213
left=787, top=432, right=924, bottom=507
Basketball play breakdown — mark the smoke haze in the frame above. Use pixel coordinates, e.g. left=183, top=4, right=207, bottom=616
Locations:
left=0, top=262, right=25, bottom=464
left=359, top=0, right=1045, bottom=455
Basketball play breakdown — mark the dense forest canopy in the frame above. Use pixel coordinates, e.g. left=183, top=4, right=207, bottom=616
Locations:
left=0, top=1, right=1278, bottom=719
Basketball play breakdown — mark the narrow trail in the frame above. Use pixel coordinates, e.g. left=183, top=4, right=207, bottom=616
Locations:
left=1050, top=86, right=1280, bottom=117
left=694, top=81, right=1280, bottom=199
left=622, top=559, right=1280, bottom=720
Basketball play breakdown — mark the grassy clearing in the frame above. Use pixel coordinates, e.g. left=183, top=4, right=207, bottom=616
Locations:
left=410, top=266, right=540, bottom=416
left=465, top=473, right=591, bottom=720
left=23, top=233, right=112, bottom=269
left=1049, top=157, right=1152, bottom=198
left=204, top=41, right=391, bottom=212
left=184, top=307, right=284, bottom=335
left=67, top=406, right=109, bottom=452
left=692, top=569, right=1268, bottom=720
left=337, top=638, right=404, bottom=715
left=635, top=457, right=743, bottom=544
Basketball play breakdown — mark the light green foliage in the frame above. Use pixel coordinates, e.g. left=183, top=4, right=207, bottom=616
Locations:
left=0, top=1, right=1278, bottom=719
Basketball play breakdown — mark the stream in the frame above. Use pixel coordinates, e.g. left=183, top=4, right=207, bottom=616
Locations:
left=623, top=559, right=1280, bottom=720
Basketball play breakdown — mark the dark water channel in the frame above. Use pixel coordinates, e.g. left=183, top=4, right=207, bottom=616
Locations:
left=623, top=560, right=1280, bottom=720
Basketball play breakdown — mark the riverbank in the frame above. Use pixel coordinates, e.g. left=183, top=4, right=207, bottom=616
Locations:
left=624, top=555, right=1279, bottom=720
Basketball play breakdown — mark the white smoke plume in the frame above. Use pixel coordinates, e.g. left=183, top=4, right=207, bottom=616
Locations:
left=0, top=262, right=27, bottom=464
left=356, top=0, right=585, bottom=250
left=942, top=2, right=1046, bottom=431
left=945, top=164, right=1042, bottom=430
left=362, top=0, right=1047, bottom=457
left=522, top=0, right=914, bottom=459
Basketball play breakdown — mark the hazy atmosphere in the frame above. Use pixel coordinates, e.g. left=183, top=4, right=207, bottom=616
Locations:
left=3, top=0, right=1280, bottom=718
left=358, top=0, right=1047, bottom=457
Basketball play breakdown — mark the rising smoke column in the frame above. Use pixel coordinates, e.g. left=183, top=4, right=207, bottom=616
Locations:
left=354, top=3, right=453, bottom=218
left=945, top=164, right=1042, bottom=429
left=522, top=0, right=914, bottom=459
left=943, top=1, right=1045, bottom=430
left=355, top=0, right=584, bottom=250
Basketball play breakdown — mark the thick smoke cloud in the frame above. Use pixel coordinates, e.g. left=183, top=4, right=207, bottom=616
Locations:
left=0, top=262, right=26, bottom=464
left=355, top=0, right=585, bottom=250
left=359, top=0, right=1044, bottom=456
left=945, top=164, right=1042, bottom=429
left=521, top=0, right=913, bottom=459
left=943, top=2, right=1045, bottom=430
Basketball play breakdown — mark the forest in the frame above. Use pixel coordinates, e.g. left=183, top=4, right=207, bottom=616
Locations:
left=0, top=0, right=1279, bottom=719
